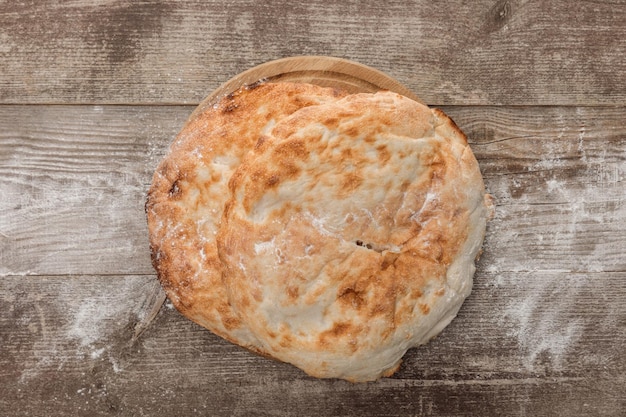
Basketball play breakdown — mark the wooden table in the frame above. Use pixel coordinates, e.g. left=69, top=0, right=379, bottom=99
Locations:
left=1, top=1, right=624, bottom=416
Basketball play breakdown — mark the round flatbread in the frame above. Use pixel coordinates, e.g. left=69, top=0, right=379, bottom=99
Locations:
left=217, top=91, right=494, bottom=381
left=146, top=82, right=348, bottom=348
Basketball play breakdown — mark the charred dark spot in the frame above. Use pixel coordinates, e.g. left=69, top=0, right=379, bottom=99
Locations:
left=144, top=195, right=152, bottom=213
left=355, top=240, right=373, bottom=250
left=168, top=179, right=181, bottom=197
left=246, top=79, right=267, bottom=90
left=223, top=102, right=239, bottom=113
left=149, top=246, right=162, bottom=270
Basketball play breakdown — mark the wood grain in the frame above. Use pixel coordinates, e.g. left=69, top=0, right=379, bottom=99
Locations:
left=2, top=102, right=624, bottom=415
left=0, top=105, right=185, bottom=276
left=195, top=56, right=424, bottom=110
left=1, top=0, right=625, bottom=105
left=1, top=0, right=625, bottom=414
left=1, top=273, right=623, bottom=416
left=1, top=104, right=623, bottom=276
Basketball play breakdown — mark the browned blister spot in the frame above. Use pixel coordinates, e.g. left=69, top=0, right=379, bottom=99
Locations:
left=279, top=159, right=302, bottom=180
left=344, top=126, right=360, bottom=138
left=376, top=144, right=391, bottom=165
left=274, top=139, right=308, bottom=160
left=250, top=166, right=269, bottom=183
left=239, top=294, right=252, bottom=310
left=323, top=117, right=339, bottom=129
left=369, top=302, right=390, bottom=319
left=419, top=303, right=430, bottom=315
left=221, top=311, right=243, bottom=330
left=381, top=252, right=400, bottom=271
left=339, top=172, right=364, bottom=195
left=338, top=287, right=365, bottom=309
left=207, top=168, right=221, bottom=183
left=278, top=200, right=296, bottom=217
left=279, top=334, right=294, bottom=349
left=286, top=285, right=300, bottom=302
left=266, top=174, right=280, bottom=188
left=254, top=135, right=267, bottom=150
left=317, top=322, right=353, bottom=348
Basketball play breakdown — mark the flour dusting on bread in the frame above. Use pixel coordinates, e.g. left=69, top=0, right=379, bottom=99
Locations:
left=147, top=81, right=493, bottom=382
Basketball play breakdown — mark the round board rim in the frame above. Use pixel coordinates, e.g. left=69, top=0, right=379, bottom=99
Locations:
left=191, top=56, right=423, bottom=118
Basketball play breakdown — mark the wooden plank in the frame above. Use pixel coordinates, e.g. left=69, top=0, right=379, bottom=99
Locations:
left=1, top=0, right=625, bottom=105
left=1, top=104, right=624, bottom=276
left=1, top=273, right=623, bottom=416
left=447, top=105, right=626, bottom=273
left=0, top=105, right=187, bottom=276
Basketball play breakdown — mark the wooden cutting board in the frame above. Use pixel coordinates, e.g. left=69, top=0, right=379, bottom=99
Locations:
left=192, top=56, right=422, bottom=117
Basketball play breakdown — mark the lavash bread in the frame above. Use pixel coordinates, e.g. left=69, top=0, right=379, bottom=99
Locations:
left=146, top=82, right=347, bottom=348
left=147, top=81, right=494, bottom=382
left=217, top=91, right=494, bottom=381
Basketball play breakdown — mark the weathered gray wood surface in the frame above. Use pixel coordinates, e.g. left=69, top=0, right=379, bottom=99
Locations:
left=1, top=0, right=625, bottom=105
left=1, top=272, right=624, bottom=416
left=1, top=0, right=625, bottom=416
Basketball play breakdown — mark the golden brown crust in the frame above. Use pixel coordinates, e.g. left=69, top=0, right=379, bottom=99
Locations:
left=217, top=91, right=493, bottom=381
left=146, top=82, right=348, bottom=346
left=147, top=83, right=493, bottom=382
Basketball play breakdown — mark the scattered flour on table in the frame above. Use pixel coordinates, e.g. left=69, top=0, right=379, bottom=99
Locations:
left=65, top=283, right=137, bottom=349
left=486, top=197, right=590, bottom=371
left=498, top=272, right=586, bottom=370
left=63, top=278, right=158, bottom=373
left=484, top=125, right=625, bottom=371
left=18, top=278, right=156, bottom=383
